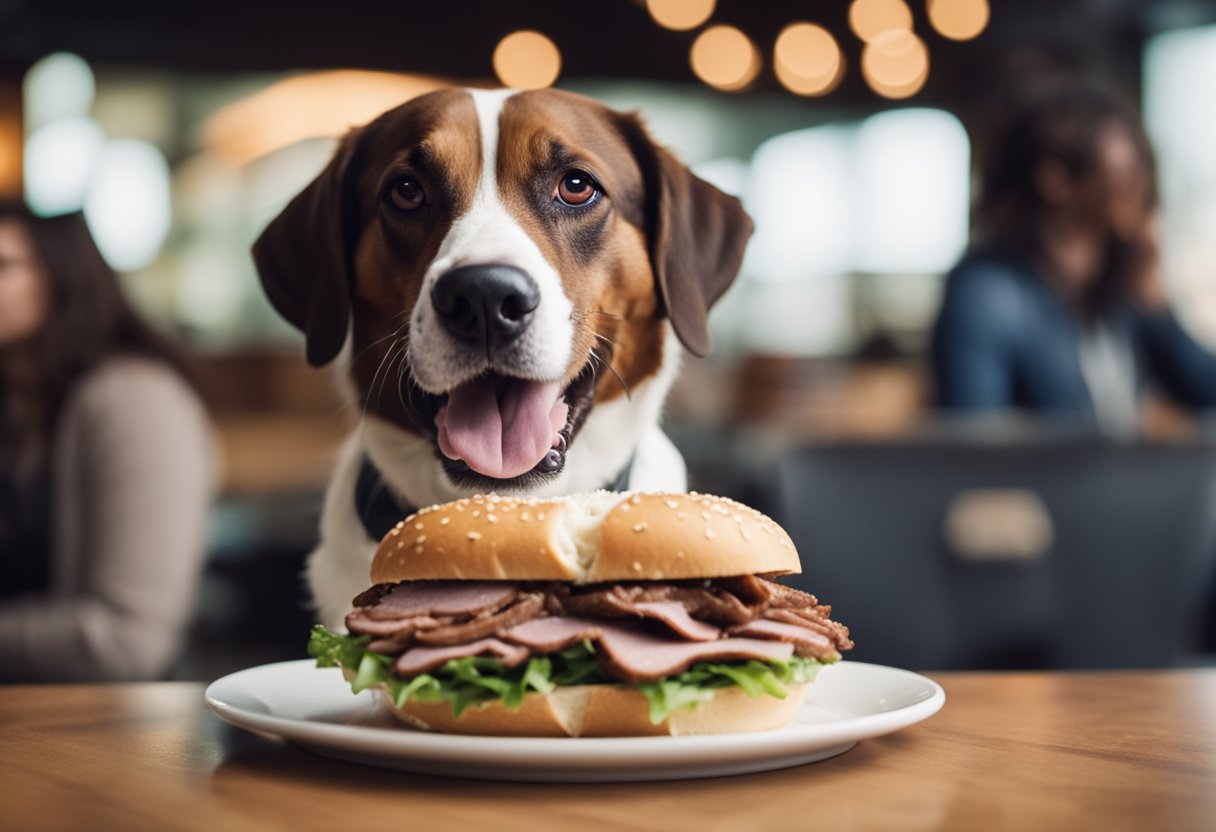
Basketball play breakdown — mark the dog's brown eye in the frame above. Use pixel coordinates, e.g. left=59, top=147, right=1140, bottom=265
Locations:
left=555, top=170, right=600, bottom=207
left=390, top=178, right=425, bottom=211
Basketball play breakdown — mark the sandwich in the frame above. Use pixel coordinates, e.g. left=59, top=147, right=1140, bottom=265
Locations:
left=308, top=491, right=853, bottom=737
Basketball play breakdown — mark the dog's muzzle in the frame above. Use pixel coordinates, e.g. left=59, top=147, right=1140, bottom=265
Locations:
left=428, top=262, right=575, bottom=483
left=431, top=263, right=540, bottom=356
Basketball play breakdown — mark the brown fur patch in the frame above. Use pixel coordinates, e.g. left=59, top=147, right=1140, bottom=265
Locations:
left=496, top=90, right=664, bottom=402
left=345, top=89, right=480, bottom=427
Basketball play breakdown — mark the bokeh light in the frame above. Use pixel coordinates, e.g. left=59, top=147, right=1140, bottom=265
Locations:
left=927, top=0, right=991, bottom=42
left=23, top=52, right=95, bottom=130
left=849, top=0, right=913, bottom=43
left=862, top=29, right=929, bottom=99
left=23, top=117, right=106, bottom=215
left=493, top=31, right=562, bottom=90
left=774, top=23, right=844, bottom=97
left=690, top=25, right=761, bottom=92
left=83, top=139, right=172, bottom=271
left=646, top=0, right=716, bottom=32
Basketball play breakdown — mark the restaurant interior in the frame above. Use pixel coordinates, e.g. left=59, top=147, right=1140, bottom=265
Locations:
left=4, top=0, right=1216, bottom=681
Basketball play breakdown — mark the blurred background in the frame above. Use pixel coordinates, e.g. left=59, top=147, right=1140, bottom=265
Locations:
left=4, top=0, right=1216, bottom=678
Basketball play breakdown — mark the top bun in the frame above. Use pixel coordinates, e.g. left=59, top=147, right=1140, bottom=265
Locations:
left=370, top=492, right=801, bottom=584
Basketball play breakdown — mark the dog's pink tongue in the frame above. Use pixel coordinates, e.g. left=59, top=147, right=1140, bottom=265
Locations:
left=436, top=376, right=568, bottom=479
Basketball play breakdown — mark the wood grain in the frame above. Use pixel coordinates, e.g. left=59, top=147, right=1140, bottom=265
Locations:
left=1, top=671, right=1214, bottom=832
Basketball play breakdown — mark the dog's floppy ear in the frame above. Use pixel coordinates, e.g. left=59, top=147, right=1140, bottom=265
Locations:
left=618, top=114, right=753, bottom=358
left=252, top=127, right=370, bottom=367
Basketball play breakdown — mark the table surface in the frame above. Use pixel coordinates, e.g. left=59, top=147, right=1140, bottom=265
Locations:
left=2, top=669, right=1214, bottom=832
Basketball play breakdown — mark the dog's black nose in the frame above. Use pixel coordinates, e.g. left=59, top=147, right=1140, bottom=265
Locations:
left=431, top=264, right=540, bottom=354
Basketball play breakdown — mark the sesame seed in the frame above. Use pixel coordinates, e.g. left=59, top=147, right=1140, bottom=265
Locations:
left=701, top=511, right=711, bottom=521
left=630, top=495, right=641, bottom=505
left=415, top=522, right=424, bottom=530
left=440, top=517, right=450, bottom=526
left=487, top=514, right=497, bottom=523
left=397, top=541, right=405, bottom=548
left=455, top=504, right=464, bottom=512
left=733, top=515, right=743, bottom=523
left=472, top=510, right=481, bottom=518
left=520, top=511, right=531, bottom=522
left=620, top=503, right=631, bottom=512
left=416, top=535, right=427, bottom=544
left=633, top=522, right=648, bottom=533
left=665, top=499, right=679, bottom=509
left=705, top=529, right=716, bottom=539
left=537, top=512, right=546, bottom=521
left=632, top=561, right=643, bottom=572
left=677, top=512, right=687, bottom=520
left=467, top=531, right=481, bottom=541
left=779, top=538, right=788, bottom=546
left=390, top=528, right=400, bottom=537
left=415, top=545, right=424, bottom=554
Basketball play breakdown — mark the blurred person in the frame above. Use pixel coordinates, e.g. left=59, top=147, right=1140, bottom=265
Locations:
left=0, top=203, right=212, bottom=682
left=932, top=83, right=1216, bottom=435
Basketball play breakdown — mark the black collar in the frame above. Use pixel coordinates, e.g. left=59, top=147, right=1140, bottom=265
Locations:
left=354, top=454, right=635, bottom=543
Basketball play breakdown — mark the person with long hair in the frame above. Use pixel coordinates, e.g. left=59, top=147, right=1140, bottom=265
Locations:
left=0, top=202, right=212, bottom=681
left=932, top=83, right=1216, bottom=434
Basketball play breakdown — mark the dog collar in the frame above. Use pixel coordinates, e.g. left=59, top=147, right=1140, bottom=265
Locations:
left=353, top=454, right=636, bottom=544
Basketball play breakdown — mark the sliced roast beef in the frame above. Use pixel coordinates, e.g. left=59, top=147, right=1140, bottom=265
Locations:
left=502, top=616, right=605, bottom=653
left=348, top=575, right=851, bottom=682
left=346, top=612, right=440, bottom=639
left=414, top=593, right=545, bottom=645
left=713, top=574, right=777, bottom=605
left=351, top=583, right=393, bottom=608
left=557, top=586, right=637, bottom=618
left=631, top=601, right=720, bottom=641
left=637, top=585, right=755, bottom=625
left=761, top=581, right=823, bottom=610
left=766, top=608, right=854, bottom=647
left=365, top=581, right=519, bottom=621
left=395, top=637, right=530, bottom=676
left=729, top=619, right=839, bottom=660
left=595, top=621, right=795, bottom=682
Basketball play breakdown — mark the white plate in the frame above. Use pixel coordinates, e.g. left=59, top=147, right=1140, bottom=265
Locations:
left=204, top=659, right=944, bottom=782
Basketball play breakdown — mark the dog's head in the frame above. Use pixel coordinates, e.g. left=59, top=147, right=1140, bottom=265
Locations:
left=254, top=87, right=751, bottom=495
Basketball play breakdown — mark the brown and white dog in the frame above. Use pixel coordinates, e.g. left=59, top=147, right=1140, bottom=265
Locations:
left=253, top=87, right=751, bottom=628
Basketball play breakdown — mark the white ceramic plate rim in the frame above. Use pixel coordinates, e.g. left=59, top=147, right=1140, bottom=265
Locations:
left=205, top=659, right=944, bottom=773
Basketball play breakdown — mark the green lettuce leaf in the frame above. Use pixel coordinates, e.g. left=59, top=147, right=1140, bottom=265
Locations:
left=307, top=625, right=828, bottom=723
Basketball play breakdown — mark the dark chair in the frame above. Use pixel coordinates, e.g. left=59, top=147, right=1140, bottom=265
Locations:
left=773, top=438, right=1216, bottom=671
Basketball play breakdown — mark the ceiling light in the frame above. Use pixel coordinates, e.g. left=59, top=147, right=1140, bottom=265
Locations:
left=690, top=25, right=761, bottom=92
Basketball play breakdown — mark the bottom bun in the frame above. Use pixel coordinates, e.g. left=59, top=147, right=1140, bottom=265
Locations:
left=378, top=683, right=810, bottom=737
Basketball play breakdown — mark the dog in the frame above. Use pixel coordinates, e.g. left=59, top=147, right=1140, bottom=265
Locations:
left=253, top=87, right=752, bottom=628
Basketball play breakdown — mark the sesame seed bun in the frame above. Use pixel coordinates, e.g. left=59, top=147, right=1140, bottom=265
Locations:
left=369, top=492, right=801, bottom=584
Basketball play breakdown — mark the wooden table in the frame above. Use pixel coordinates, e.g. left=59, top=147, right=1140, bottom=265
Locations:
left=2, top=670, right=1214, bottom=831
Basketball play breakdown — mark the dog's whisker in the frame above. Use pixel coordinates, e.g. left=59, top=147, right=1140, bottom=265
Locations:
left=592, top=331, right=618, bottom=349
left=392, top=340, right=413, bottom=414
left=351, top=317, right=409, bottom=364
left=363, top=334, right=405, bottom=417
left=590, top=346, right=631, bottom=400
